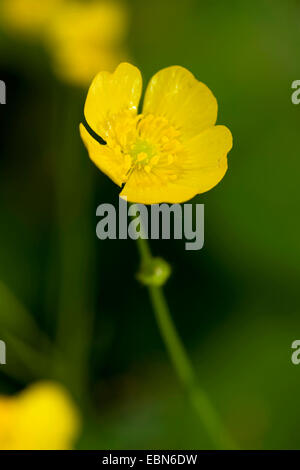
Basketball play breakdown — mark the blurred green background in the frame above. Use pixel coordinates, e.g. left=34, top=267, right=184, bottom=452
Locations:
left=1, top=0, right=300, bottom=449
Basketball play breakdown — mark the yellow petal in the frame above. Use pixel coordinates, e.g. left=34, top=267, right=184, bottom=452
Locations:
left=84, top=62, right=142, bottom=139
left=120, top=170, right=200, bottom=204
left=80, top=124, right=127, bottom=187
left=0, top=398, right=15, bottom=448
left=14, top=382, right=80, bottom=450
left=187, top=125, right=233, bottom=166
left=183, top=125, right=232, bottom=193
left=0, top=382, right=80, bottom=450
left=120, top=125, right=232, bottom=204
left=142, top=66, right=218, bottom=141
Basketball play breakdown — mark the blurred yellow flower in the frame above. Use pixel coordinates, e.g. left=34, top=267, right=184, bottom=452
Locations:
left=1, top=0, right=63, bottom=36
left=80, top=63, right=233, bottom=204
left=46, top=1, right=127, bottom=86
left=1, top=0, right=128, bottom=86
left=0, top=381, right=80, bottom=450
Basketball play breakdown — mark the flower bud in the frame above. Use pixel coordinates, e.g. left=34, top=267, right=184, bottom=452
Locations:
left=137, top=257, right=171, bottom=287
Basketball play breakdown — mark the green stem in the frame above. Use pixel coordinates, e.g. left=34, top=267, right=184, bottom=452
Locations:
left=136, top=237, right=237, bottom=450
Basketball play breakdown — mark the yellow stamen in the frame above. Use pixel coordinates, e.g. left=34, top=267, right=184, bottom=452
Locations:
left=137, top=152, right=148, bottom=162
left=150, top=155, right=160, bottom=165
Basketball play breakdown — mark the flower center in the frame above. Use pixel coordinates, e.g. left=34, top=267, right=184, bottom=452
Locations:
left=129, top=138, right=158, bottom=173
left=102, top=111, right=184, bottom=184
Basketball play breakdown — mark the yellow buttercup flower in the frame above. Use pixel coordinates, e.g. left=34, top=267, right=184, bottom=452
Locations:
left=46, top=1, right=128, bottom=86
left=1, top=0, right=128, bottom=86
left=0, top=381, right=80, bottom=450
left=80, top=63, right=233, bottom=204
